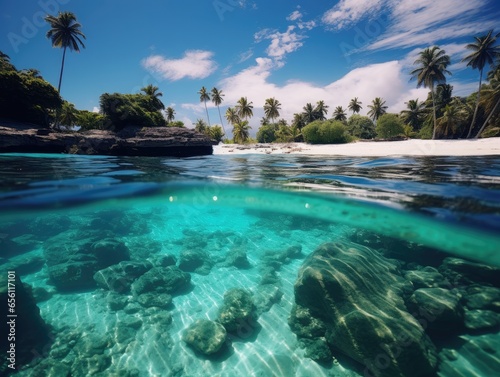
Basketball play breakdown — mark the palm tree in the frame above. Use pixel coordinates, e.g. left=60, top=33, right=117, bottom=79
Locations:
left=194, top=119, right=207, bottom=134
left=141, top=84, right=165, bottom=111
left=225, top=107, right=240, bottom=125
left=260, top=117, right=270, bottom=126
left=462, top=30, right=500, bottom=138
left=263, top=97, right=281, bottom=123
left=58, top=101, right=78, bottom=127
left=45, top=12, right=86, bottom=93
left=475, top=66, right=500, bottom=138
left=436, top=104, right=466, bottom=138
left=410, top=46, right=451, bottom=139
left=165, top=107, right=175, bottom=123
left=348, top=97, right=362, bottom=114
left=21, top=69, right=42, bottom=78
left=235, top=97, right=253, bottom=120
left=314, top=100, right=329, bottom=120
left=292, top=113, right=306, bottom=130
left=367, top=97, right=388, bottom=121
left=400, top=99, right=427, bottom=130
left=198, top=86, right=211, bottom=126
left=333, top=106, right=347, bottom=122
left=211, top=87, right=226, bottom=136
left=302, top=103, right=317, bottom=124
left=232, top=120, right=251, bottom=144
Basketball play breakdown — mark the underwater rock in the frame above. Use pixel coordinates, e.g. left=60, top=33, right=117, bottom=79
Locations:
left=259, top=266, right=280, bottom=285
left=438, top=333, right=500, bottom=377
left=0, top=251, right=44, bottom=276
left=136, top=292, right=172, bottom=308
left=404, top=267, right=451, bottom=289
left=254, top=284, right=283, bottom=315
left=151, top=254, right=177, bottom=267
left=106, top=292, right=129, bottom=311
left=131, top=266, right=191, bottom=296
left=300, top=337, right=332, bottom=363
left=224, top=247, right=251, bottom=269
left=183, top=319, right=227, bottom=355
left=31, top=286, right=54, bottom=303
left=290, top=241, right=438, bottom=377
left=44, top=232, right=130, bottom=292
left=218, top=288, right=258, bottom=336
left=70, top=354, right=112, bottom=377
left=440, top=257, right=500, bottom=287
left=178, top=248, right=213, bottom=275
left=93, top=261, right=152, bottom=293
left=464, top=309, right=500, bottom=330
left=288, top=304, right=327, bottom=338
left=464, top=285, right=500, bottom=312
left=91, top=238, right=131, bottom=266
left=0, top=275, right=51, bottom=375
left=406, top=288, right=463, bottom=337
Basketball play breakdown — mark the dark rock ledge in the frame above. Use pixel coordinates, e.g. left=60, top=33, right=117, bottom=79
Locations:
left=0, top=124, right=213, bottom=157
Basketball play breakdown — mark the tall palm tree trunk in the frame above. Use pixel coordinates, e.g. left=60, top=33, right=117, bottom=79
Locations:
left=474, top=96, right=500, bottom=138
left=57, top=46, right=67, bottom=93
left=217, top=106, right=226, bottom=136
left=204, top=101, right=211, bottom=126
left=431, top=85, right=437, bottom=139
left=467, top=68, right=483, bottom=138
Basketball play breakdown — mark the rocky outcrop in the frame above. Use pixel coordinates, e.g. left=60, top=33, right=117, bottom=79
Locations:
left=289, top=242, right=438, bottom=377
left=0, top=125, right=213, bottom=157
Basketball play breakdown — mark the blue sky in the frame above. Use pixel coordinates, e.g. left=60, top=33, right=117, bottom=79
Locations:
left=1, top=0, right=500, bottom=132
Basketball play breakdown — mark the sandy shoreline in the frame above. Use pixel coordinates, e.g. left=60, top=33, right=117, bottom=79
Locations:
left=213, top=138, right=500, bottom=156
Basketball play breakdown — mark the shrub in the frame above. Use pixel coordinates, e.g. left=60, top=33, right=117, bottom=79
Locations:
left=256, top=123, right=278, bottom=143
left=375, top=113, right=405, bottom=139
left=347, top=115, right=376, bottom=139
left=302, top=120, right=350, bottom=144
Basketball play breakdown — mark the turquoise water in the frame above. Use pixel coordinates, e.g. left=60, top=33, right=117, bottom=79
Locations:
left=0, top=153, right=499, bottom=377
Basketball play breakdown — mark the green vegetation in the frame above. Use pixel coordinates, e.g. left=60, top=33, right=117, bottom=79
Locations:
left=347, top=115, right=376, bottom=139
left=211, top=87, right=226, bottom=137
left=99, top=92, right=166, bottom=130
left=302, top=120, right=350, bottom=144
left=367, top=97, right=388, bottom=121
left=232, top=120, right=251, bottom=144
left=257, top=123, right=278, bottom=143
left=198, top=86, right=211, bottom=126
left=0, top=54, right=62, bottom=126
left=375, top=114, right=405, bottom=139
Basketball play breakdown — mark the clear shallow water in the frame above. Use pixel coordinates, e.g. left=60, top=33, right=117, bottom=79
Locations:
left=0, top=153, right=499, bottom=377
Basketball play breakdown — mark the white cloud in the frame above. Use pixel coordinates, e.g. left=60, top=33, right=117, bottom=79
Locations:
left=323, top=0, right=495, bottom=52
left=141, top=50, right=217, bottom=81
left=287, top=10, right=302, bottom=22
left=254, top=26, right=306, bottom=67
left=322, top=0, right=384, bottom=30
left=92, top=106, right=99, bottom=113
left=238, top=48, right=254, bottom=63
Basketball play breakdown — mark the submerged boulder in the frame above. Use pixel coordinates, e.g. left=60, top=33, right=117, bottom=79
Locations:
left=93, top=261, right=152, bottom=293
left=289, top=242, right=438, bottom=377
left=218, top=288, right=257, bottom=336
left=183, top=319, right=227, bottom=355
left=130, top=266, right=191, bottom=296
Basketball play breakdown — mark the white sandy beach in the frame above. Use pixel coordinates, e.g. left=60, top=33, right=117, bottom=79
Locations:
left=214, top=138, right=500, bottom=156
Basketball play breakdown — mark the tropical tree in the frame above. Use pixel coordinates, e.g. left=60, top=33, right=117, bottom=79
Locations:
left=232, top=120, right=251, bottom=144
left=314, top=100, right=329, bottom=120
left=291, top=112, right=306, bottom=130
left=45, top=11, right=86, bottom=93
left=235, top=97, right=253, bottom=120
left=263, top=97, right=281, bottom=123
left=400, top=99, right=427, bottom=130
left=165, top=106, right=175, bottom=123
left=436, top=103, right=466, bottom=138
left=194, top=119, right=207, bottom=134
left=225, top=107, right=240, bottom=125
left=475, top=66, right=500, bottom=137
left=333, top=106, right=347, bottom=122
left=462, top=30, right=500, bottom=138
left=260, top=117, right=270, bottom=126
left=141, top=84, right=165, bottom=111
left=208, top=125, right=224, bottom=142
left=211, top=87, right=226, bottom=135
left=348, top=97, right=362, bottom=114
left=198, top=86, right=211, bottom=126
left=410, top=46, right=451, bottom=139
left=367, top=97, right=388, bottom=121
left=58, top=101, right=78, bottom=128
left=375, top=114, right=405, bottom=139
left=302, top=103, right=317, bottom=124
left=347, top=115, right=376, bottom=139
